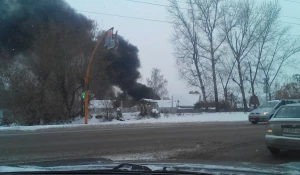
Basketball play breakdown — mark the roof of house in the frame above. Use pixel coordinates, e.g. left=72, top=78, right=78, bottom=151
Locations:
left=154, top=100, right=176, bottom=108
left=139, top=98, right=157, bottom=103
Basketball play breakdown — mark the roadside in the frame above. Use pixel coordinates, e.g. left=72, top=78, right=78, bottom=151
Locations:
left=0, top=112, right=248, bottom=131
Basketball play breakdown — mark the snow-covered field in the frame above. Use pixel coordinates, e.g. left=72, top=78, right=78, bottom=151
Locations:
left=0, top=112, right=249, bottom=131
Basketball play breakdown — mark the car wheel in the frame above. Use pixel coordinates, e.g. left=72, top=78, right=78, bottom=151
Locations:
left=268, top=147, right=280, bottom=155
left=251, top=121, right=258, bottom=124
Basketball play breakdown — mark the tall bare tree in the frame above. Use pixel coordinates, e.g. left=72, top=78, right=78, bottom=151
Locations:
left=246, top=1, right=281, bottom=98
left=168, top=0, right=208, bottom=110
left=259, top=31, right=300, bottom=100
left=146, top=68, right=168, bottom=99
left=192, top=0, right=226, bottom=112
left=217, top=56, right=236, bottom=102
left=221, top=0, right=271, bottom=111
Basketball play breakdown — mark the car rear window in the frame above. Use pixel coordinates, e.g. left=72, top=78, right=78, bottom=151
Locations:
left=274, top=106, right=300, bottom=118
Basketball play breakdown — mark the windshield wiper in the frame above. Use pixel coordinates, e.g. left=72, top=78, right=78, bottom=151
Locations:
left=3, top=163, right=213, bottom=175
left=113, top=163, right=152, bottom=171
left=112, top=163, right=213, bottom=175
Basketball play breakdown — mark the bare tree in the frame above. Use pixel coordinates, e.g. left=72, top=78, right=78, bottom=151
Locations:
left=221, top=0, right=271, bottom=111
left=192, top=0, right=226, bottom=112
left=259, top=29, right=300, bottom=100
left=146, top=68, right=168, bottom=99
left=246, top=1, right=281, bottom=98
left=30, top=19, right=95, bottom=121
left=168, top=0, right=208, bottom=110
left=275, top=82, right=300, bottom=100
left=217, top=57, right=236, bottom=102
left=0, top=18, right=98, bottom=125
left=99, top=100, right=115, bottom=121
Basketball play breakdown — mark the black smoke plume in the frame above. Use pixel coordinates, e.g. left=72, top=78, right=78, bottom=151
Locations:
left=105, top=36, right=160, bottom=100
left=0, top=0, right=159, bottom=101
left=0, top=0, right=92, bottom=58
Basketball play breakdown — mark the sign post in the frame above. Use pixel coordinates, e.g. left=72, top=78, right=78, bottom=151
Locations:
left=83, top=28, right=119, bottom=124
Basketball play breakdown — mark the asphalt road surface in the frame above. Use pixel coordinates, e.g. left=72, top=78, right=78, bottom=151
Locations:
left=1, top=122, right=300, bottom=165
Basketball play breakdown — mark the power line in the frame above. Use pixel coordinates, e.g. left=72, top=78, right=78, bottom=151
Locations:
left=125, top=0, right=188, bottom=9
left=77, top=10, right=300, bottom=36
left=133, top=0, right=188, bottom=4
left=279, top=21, right=300, bottom=26
left=127, top=0, right=300, bottom=8
left=126, top=0, right=170, bottom=8
left=284, top=0, right=300, bottom=3
left=168, top=0, right=187, bottom=4
left=78, top=10, right=300, bottom=26
left=77, top=10, right=172, bottom=24
left=126, top=0, right=300, bottom=21
left=281, top=16, right=300, bottom=20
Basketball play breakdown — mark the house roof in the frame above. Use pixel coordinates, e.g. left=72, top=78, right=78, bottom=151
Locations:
left=154, top=100, right=176, bottom=108
left=139, top=98, right=156, bottom=102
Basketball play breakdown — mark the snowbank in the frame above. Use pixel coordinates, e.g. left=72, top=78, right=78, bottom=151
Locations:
left=0, top=112, right=249, bottom=131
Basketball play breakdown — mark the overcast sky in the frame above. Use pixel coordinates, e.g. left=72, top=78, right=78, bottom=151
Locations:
left=65, top=0, right=300, bottom=100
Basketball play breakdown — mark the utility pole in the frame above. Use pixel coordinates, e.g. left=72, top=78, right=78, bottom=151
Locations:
left=83, top=27, right=118, bottom=124
left=176, top=100, right=180, bottom=113
left=171, top=96, right=174, bottom=114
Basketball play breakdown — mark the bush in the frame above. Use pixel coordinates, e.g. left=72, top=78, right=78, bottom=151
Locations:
left=150, top=109, right=160, bottom=118
left=194, top=100, right=232, bottom=111
left=94, top=110, right=119, bottom=122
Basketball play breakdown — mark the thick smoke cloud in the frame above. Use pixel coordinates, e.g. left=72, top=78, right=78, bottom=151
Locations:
left=106, top=36, right=160, bottom=100
left=0, top=0, right=159, bottom=101
left=0, top=0, right=92, bottom=58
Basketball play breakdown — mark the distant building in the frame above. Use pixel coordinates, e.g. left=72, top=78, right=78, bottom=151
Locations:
left=173, top=94, right=200, bottom=108
left=139, top=94, right=200, bottom=113
left=139, top=98, right=177, bottom=113
left=139, top=98, right=159, bottom=109
left=154, top=100, right=176, bottom=113
left=89, top=100, right=115, bottom=114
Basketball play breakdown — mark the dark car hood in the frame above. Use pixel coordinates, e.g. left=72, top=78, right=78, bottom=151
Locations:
left=1, top=158, right=300, bottom=175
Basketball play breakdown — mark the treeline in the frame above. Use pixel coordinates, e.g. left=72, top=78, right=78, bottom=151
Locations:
left=168, top=0, right=300, bottom=111
left=0, top=0, right=157, bottom=125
